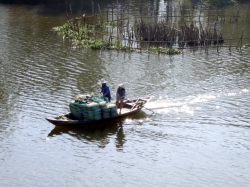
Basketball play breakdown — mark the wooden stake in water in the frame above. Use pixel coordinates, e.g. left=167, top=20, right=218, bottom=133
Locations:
left=237, top=25, right=244, bottom=50
left=117, top=1, right=118, bottom=39
left=229, top=24, right=235, bottom=51
left=107, top=8, right=108, bottom=23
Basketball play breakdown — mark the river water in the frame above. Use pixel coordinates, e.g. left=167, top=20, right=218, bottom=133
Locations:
left=0, top=1, right=250, bottom=187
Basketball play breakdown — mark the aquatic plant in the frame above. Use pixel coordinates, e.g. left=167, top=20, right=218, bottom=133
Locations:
left=149, top=47, right=182, bottom=55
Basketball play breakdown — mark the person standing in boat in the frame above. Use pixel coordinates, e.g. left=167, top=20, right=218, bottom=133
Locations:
left=116, top=83, right=126, bottom=114
left=100, top=79, right=111, bottom=102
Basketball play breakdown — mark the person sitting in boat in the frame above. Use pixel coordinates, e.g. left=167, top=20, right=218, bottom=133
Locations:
left=100, top=79, right=111, bottom=102
left=116, top=83, right=126, bottom=114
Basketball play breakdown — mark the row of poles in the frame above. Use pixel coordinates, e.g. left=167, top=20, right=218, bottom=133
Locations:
left=70, top=0, right=250, bottom=52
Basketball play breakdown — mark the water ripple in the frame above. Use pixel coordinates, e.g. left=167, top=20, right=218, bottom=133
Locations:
left=1, top=4, right=250, bottom=187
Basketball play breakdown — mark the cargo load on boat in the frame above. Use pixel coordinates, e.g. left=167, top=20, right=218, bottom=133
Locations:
left=69, top=95, right=118, bottom=120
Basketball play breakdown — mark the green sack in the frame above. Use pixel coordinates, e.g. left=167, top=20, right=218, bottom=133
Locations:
left=107, top=103, right=116, bottom=108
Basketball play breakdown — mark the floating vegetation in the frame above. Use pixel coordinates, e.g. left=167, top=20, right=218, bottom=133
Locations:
left=149, top=47, right=182, bottom=54
left=55, top=21, right=133, bottom=51
left=54, top=18, right=182, bottom=55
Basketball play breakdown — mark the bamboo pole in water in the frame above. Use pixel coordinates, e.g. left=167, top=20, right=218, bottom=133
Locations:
left=236, top=10, right=239, bottom=22
left=237, top=25, right=244, bottom=50
left=216, top=28, right=219, bottom=52
left=62, top=2, right=250, bottom=53
left=117, top=4, right=118, bottom=41
left=229, top=24, right=235, bottom=51
left=107, top=8, right=108, bottom=23
left=148, top=25, right=150, bottom=50
left=112, top=6, right=114, bottom=23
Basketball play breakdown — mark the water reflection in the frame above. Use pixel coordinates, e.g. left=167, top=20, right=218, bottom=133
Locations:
left=47, top=110, right=147, bottom=148
left=0, top=0, right=114, bottom=15
left=47, top=122, right=126, bottom=149
left=0, top=1, right=250, bottom=186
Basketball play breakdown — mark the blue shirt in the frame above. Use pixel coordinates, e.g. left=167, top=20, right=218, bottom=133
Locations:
left=101, top=84, right=111, bottom=101
left=116, top=88, right=125, bottom=99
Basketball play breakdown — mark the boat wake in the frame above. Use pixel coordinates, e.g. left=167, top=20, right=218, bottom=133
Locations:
left=144, top=88, right=250, bottom=116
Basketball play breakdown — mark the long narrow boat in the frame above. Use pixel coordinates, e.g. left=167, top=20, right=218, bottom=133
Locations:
left=45, top=97, right=150, bottom=128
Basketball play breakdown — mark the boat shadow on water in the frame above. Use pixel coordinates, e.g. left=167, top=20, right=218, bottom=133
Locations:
left=47, top=110, right=147, bottom=149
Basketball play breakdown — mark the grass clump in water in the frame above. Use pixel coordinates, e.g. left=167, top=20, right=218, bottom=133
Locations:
left=55, top=20, right=122, bottom=50
left=149, top=47, right=182, bottom=55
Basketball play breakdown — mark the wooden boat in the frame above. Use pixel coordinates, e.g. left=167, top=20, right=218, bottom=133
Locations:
left=45, top=97, right=150, bottom=127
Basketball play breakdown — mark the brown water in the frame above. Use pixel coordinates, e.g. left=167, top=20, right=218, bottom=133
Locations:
left=0, top=1, right=250, bottom=187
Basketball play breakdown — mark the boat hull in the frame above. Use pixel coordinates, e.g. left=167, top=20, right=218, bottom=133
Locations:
left=45, top=97, right=150, bottom=128
left=46, top=108, right=142, bottom=127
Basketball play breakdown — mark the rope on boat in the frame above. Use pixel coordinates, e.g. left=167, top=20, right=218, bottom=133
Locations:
left=142, top=107, right=154, bottom=117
